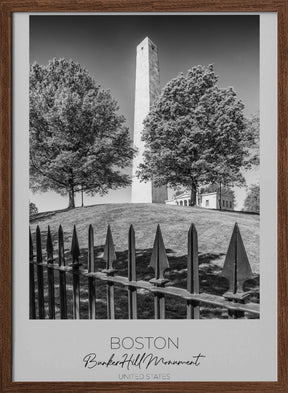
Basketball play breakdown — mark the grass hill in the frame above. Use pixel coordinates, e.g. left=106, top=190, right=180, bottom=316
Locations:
left=30, top=204, right=259, bottom=319
left=30, top=203, right=259, bottom=271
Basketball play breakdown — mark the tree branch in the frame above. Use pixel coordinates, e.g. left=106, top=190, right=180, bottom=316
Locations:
left=30, top=155, right=67, bottom=188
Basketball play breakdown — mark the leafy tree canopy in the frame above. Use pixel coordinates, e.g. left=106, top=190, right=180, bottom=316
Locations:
left=244, top=113, right=260, bottom=167
left=137, top=64, right=254, bottom=205
left=30, top=58, right=136, bottom=208
left=29, top=201, right=38, bottom=215
left=243, top=184, right=260, bottom=213
left=199, top=183, right=234, bottom=196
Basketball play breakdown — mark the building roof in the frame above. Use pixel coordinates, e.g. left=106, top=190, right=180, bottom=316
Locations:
left=171, top=190, right=233, bottom=201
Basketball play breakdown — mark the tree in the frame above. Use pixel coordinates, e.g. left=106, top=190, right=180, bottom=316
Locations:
left=29, top=201, right=38, bottom=215
left=30, top=58, right=136, bottom=208
left=206, top=113, right=259, bottom=209
left=243, top=184, right=260, bottom=213
left=244, top=113, right=260, bottom=166
left=137, top=65, right=253, bottom=205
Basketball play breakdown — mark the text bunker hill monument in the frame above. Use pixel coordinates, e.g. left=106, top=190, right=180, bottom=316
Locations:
left=131, top=37, right=168, bottom=203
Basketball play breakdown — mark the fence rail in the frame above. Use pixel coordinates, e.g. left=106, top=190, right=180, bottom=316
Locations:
left=29, top=222, right=260, bottom=320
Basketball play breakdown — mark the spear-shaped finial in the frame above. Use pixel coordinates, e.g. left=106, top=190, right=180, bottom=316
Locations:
left=88, top=224, right=95, bottom=273
left=46, top=225, right=54, bottom=263
left=187, top=223, right=199, bottom=294
left=29, top=227, right=33, bottom=261
left=128, top=224, right=136, bottom=282
left=222, top=223, right=253, bottom=294
left=71, top=225, right=80, bottom=264
left=58, top=225, right=65, bottom=266
left=36, top=225, right=42, bottom=263
left=149, top=225, right=169, bottom=281
left=103, top=225, right=116, bottom=270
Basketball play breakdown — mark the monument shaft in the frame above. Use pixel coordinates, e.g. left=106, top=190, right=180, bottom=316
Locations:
left=131, top=37, right=168, bottom=203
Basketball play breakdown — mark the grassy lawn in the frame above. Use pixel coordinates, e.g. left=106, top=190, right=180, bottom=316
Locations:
left=30, top=203, right=260, bottom=319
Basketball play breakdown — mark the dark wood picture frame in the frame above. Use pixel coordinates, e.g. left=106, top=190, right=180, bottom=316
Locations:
left=0, top=1, right=287, bottom=392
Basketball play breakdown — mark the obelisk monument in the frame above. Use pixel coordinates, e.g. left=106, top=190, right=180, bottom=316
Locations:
left=131, top=37, right=168, bottom=203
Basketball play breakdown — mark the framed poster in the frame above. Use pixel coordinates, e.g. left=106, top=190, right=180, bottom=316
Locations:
left=0, top=1, right=287, bottom=392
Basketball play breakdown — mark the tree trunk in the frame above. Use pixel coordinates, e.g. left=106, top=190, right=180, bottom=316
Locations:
left=219, top=182, right=222, bottom=210
left=190, top=182, right=197, bottom=206
left=81, top=185, right=84, bottom=207
left=68, top=187, right=75, bottom=209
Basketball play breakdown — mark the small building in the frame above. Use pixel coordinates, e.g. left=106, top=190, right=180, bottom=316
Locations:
left=166, top=191, right=191, bottom=207
left=165, top=190, right=234, bottom=210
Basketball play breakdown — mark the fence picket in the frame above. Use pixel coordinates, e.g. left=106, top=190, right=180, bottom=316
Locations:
left=103, top=225, right=116, bottom=319
left=222, top=223, right=253, bottom=294
left=46, top=226, right=55, bottom=319
left=88, top=225, right=96, bottom=319
left=36, top=226, right=45, bottom=319
left=58, top=225, right=67, bottom=319
left=128, top=225, right=137, bottom=319
left=222, top=223, right=254, bottom=318
left=149, top=225, right=169, bottom=319
left=71, top=225, right=81, bottom=319
left=29, top=228, right=36, bottom=319
left=187, top=223, right=200, bottom=319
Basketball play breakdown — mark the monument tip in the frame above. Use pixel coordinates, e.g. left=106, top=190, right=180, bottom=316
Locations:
left=137, top=36, right=157, bottom=48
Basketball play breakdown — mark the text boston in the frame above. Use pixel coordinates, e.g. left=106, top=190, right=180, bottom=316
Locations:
left=110, top=336, right=179, bottom=350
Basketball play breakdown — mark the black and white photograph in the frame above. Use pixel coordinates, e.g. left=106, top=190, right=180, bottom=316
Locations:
left=29, top=14, right=260, bottom=320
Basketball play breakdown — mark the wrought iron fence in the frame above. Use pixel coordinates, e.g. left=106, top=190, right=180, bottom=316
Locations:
left=29, top=222, right=260, bottom=320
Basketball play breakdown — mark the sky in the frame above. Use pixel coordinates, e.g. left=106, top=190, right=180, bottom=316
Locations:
left=29, top=14, right=259, bottom=212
